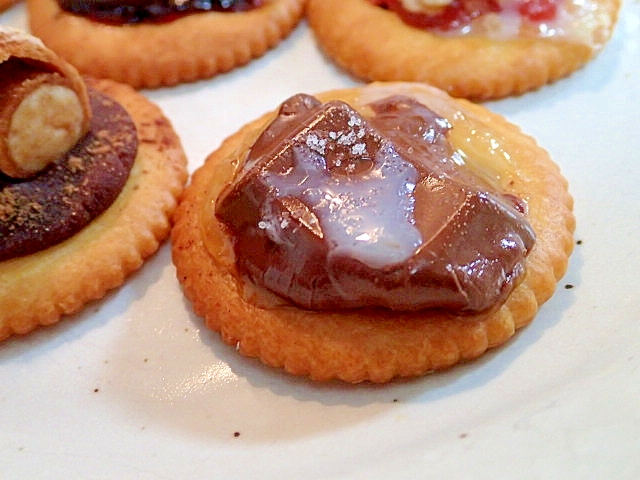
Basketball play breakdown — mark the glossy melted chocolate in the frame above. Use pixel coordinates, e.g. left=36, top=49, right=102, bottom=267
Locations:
left=215, top=94, right=535, bottom=313
left=0, top=89, right=137, bottom=261
left=58, top=0, right=264, bottom=24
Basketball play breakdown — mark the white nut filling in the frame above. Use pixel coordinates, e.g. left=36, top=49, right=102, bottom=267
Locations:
left=7, top=84, right=85, bottom=177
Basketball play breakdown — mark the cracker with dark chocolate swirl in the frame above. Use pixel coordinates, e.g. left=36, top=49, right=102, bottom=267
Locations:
left=171, top=82, right=574, bottom=383
left=0, top=77, right=188, bottom=340
left=0, top=88, right=138, bottom=261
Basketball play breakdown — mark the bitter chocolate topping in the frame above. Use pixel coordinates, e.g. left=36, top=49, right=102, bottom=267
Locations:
left=0, top=88, right=137, bottom=261
left=215, top=94, right=535, bottom=313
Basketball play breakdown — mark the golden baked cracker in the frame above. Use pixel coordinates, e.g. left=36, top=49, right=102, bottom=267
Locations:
left=26, top=0, right=307, bottom=89
left=171, top=82, right=575, bottom=383
left=306, top=0, right=620, bottom=100
left=0, top=77, right=188, bottom=341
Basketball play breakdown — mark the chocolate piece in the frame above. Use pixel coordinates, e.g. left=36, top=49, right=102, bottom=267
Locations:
left=0, top=88, right=137, bottom=261
left=216, top=94, right=535, bottom=313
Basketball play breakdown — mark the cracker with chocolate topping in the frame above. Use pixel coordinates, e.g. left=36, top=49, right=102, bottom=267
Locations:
left=0, top=28, right=188, bottom=341
left=171, top=82, right=575, bottom=383
left=26, top=0, right=307, bottom=89
left=307, top=0, right=620, bottom=100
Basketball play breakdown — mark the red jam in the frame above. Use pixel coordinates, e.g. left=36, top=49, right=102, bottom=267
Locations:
left=57, top=0, right=264, bottom=25
left=517, top=0, right=558, bottom=22
left=370, top=0, right=560, bottom=31
left=370, top=0, right=501, bottom=31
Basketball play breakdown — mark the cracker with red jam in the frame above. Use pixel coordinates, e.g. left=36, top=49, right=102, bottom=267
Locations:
left=26, top=0, right=307, bottom=89
left=0, top=28, right=188, bottom=341
left=171, top=82, right=575, bottom=383
left=307, top=0, right=620, bottom=100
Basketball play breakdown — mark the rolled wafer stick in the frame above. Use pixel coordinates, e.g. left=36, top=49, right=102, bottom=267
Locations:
left=0, top=26, right=91, bottom=178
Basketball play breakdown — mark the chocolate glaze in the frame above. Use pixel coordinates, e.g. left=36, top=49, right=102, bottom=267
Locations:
left=0, top=88, right=137, bottom=261
left=57, top=0, right=264, bottom=25
left=215, top=94, right=535, bottom=313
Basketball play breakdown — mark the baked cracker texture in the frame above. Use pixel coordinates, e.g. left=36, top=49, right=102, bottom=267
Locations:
left=0, top=77, right=188, bottom=341
left=306, top=0, right=620, bottom=100
left=171, top=82, right=575, bottom=383
left=26, top=0, right=307, bottom=89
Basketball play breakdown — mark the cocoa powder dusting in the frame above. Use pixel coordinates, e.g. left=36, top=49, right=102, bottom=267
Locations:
left=0, top=88, right=138, bottom=261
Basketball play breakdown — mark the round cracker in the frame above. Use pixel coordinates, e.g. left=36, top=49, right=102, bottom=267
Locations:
left=171, top=82, right=575, bottom=383
left=306, top=0, right=620, bottom=100
left=26, top=0, right=307, bottom=89
left=0, top=77, right=188, bottom=341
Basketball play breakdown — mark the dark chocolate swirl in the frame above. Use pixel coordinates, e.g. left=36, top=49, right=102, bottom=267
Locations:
left=0, top=88, right=137, bottom=261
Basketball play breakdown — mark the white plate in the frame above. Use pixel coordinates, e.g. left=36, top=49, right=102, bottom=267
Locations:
left=1, top=2, right=639, bottom=478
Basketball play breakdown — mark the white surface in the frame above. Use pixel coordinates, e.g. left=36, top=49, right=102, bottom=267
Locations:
left=1, top=2, right=639, bottom=478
